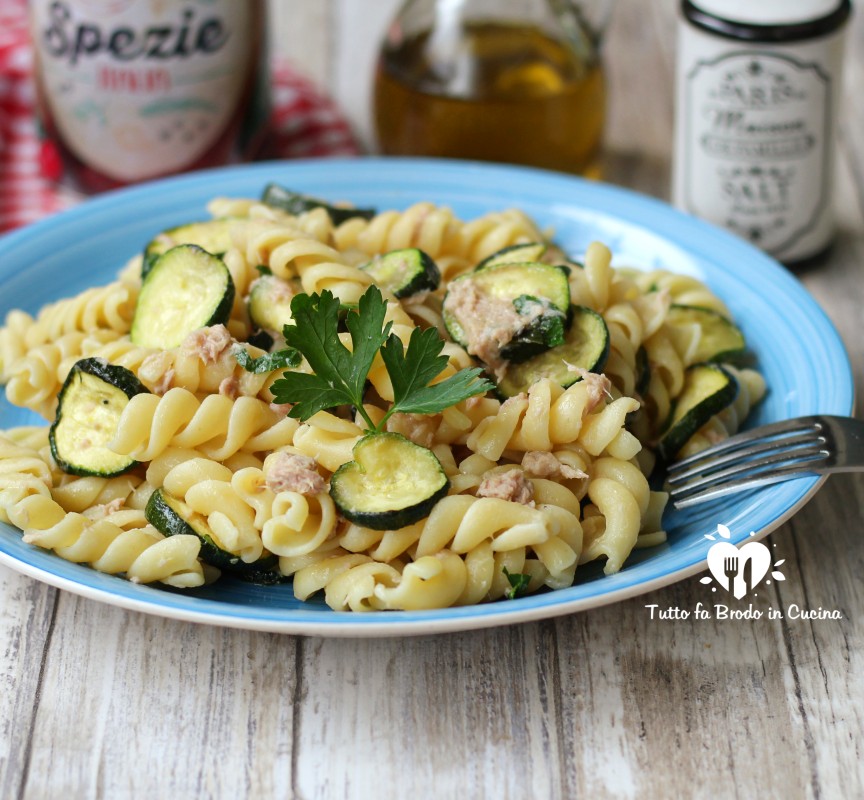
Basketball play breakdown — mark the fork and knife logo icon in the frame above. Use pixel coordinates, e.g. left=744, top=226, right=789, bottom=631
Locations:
left=703, top=525, right=784, bottom=599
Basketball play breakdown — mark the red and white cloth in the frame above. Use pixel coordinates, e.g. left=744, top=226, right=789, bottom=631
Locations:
left=0, top=1, right=361, bottom=232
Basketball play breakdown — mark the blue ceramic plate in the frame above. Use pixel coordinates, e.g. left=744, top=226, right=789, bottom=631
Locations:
left=0, top=158, right=852, bottom=636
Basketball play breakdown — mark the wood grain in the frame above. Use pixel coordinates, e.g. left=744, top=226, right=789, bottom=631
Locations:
left=1, top=1, right=862, bottom=798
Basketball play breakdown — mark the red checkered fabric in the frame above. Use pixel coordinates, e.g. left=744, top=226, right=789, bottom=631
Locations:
left=0, top=0, right=361, bottom=232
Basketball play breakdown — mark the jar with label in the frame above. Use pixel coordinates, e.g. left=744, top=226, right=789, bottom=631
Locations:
left=672, top=0, right=851, bottom=268
left=374, top=0, right=614, bottom=177
left=29, top=0, right=270, bottom=194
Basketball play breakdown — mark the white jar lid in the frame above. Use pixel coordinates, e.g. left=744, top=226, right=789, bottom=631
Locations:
left=689, top=0, right=841, bottom=25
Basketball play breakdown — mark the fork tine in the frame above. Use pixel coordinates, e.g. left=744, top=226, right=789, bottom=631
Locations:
left=666, top=416, right=823, bottom=475
left=671, top=453, right=829, bottom=508
left=666, top=430, right=825, bottom=485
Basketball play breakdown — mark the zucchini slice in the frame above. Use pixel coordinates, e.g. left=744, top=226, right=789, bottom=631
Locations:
left=666, top=305, right=747, bottom=364
left=248, top=274, right=298, bottom=333
left=497, top=306, right=610, bottom=397
left=142, top=218, right=237, bottom=278
left=476, top=242, right=547, bottom=270
left=49, top=358, right=148, bottom=477
left=360, top=248, right=441, bottom=298
left=330, top=433, right=449, bottom=530
left=443, top=262, right=571, bottom=360
left=261, top=183, right=376, bottom=225
left=657, top=364, right=739, bottom=462
left=145, top=488, right=277, bottom=573
left=131, top=244, right=235, bottom=349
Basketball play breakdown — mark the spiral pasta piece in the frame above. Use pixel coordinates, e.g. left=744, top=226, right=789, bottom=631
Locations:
left=108, top=388, right=288, bottom=462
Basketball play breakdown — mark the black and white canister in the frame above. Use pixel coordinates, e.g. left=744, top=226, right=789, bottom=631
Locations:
left=673, top=0, right=851, bottom=267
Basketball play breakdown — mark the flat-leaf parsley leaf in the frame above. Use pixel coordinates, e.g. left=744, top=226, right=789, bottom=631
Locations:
left=271, top=285, right=492, bottom=431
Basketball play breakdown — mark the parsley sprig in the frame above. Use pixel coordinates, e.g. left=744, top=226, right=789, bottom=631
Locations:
left=271, top=286, right=493, bottom=431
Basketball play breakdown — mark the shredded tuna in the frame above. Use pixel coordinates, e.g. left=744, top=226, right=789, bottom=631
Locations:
left=521, top=451, right=588, bottom=481
left=476, top=469, right=535, bottom=506
left=219, top=376, right=240, bottom=399
left=521, top=451, right=558, bottom=478
left=442, top=280, right=546, bottom=378
left=84, top=497, right=126, bottom=519
left=565, top=365, right=613, bottom=413
left=385, top=412, right=437, bottom=448
left=181, top=325, right=234, bottom=365
left=266, top=452, right=326, bottom=495
left=269, top=402, right=291, bottom=418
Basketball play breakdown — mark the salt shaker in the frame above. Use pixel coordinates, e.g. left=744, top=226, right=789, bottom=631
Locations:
left=672, top=0, right=851, bottom=268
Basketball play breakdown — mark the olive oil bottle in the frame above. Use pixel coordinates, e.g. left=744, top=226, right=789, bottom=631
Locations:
left=374, top=1, right=612, bottom=176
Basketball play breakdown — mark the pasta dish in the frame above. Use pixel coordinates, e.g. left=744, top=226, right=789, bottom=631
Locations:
left=0, top=188, right=765, bottom=611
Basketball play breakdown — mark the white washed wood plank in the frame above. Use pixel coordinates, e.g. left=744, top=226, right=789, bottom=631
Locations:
left=0, top=566, right=57, bottom=800
left=294, top=624, right=566, bottom=800
left=19, top=593, right=299, bottom=799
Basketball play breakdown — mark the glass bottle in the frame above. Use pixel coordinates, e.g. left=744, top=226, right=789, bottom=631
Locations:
left=373, top=0, right=613, bottom=176
left=29, top=0, right=271, bottom=194
left=673, top=0, right=851, bottom=268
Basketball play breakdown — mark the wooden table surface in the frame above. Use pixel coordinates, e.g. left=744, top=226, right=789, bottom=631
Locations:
left=2, top=2, right=863, bottom=798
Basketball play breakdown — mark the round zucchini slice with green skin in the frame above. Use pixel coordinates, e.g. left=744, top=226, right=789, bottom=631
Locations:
left=49, top=358, right=149, bottom=477
left=145, top=488, right=278, bottom=573
left=657, top=363, right=739, bottom=463
left=360, top=248, right=441, bottom=298
left=248, top=274, right=298, bottom=333
left=475, top=242, right=548, bottom=270
left=261, top=183, right=376, bottom=225
left=142, top=218, right=238, bottom=278
left=131, top=244, right=235, bottom=350
left=497, top=306, right=610, bottom=398
left=443, top=262, right=571, bottom=350
left=665, top=305, right=747, bottom=364
left=330, top=433, right=450, bottom=531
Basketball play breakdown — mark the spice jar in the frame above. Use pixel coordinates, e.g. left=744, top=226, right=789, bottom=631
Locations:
left=672, top=0, right=851, bottom=268
left=373, top=0, right=614, bottom=176
left=29, top=0, right=270, bottom=194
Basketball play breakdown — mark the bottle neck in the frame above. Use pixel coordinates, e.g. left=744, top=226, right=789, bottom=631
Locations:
left=682, top=0, right=851, bottom=43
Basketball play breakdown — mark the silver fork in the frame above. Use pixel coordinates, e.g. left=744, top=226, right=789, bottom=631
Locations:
left=666, top=415, right=864, bottom=508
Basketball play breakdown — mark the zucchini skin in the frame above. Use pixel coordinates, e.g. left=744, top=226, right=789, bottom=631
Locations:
left=475, top=242, right=547, bottom=270
left=657, top=363, right=739, bottom=463
left=261, top=183, right=376, bottom=225
left=360, top=248, right=441, bottom=298
left=145, top=488, right=278, bottom=574
left=329, top=433, right=450, bottom=531
left=49, top=358, right=148, bottom=478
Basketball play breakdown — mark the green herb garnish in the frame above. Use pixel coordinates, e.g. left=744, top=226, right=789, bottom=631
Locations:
left=271, top=285, right=493, bottom=431
left=503, top=567, right=531, bottom=600
left=234, top=346, right=301, bottom=374
left=255, top=264, right=273, bottom=276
